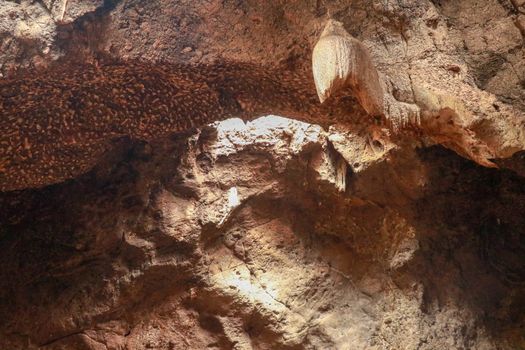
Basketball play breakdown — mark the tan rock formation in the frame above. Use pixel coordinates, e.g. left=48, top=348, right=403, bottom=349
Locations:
left=312, top=19, right=384, bottom=118
left=0, top=1, right=524, bottom=349
left=0, top=116, right=524, bottom=349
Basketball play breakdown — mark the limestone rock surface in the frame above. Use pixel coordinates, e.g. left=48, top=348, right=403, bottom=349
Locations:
left=1, top=1, right=525, bottom=349
left=0, top=116, right=524, bottom=349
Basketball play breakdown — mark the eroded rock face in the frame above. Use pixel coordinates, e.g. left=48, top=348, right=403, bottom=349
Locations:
left=0, top=0, right=524, bottom=172
left=0, top=116, right=524, bottom=349
left=1, top=0, right=525, bottom=349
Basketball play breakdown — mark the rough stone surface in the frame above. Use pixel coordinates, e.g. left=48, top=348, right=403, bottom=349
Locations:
left=0, top=117, right=524, bottom=349
left=0, top=0, right=525, bottom=349
left=0, top=0, right=524, bottom=184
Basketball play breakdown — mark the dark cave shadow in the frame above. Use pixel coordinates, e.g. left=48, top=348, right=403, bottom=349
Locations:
left=404, top=146, right=525, bottom=342
left=0, top=135, right=201, bottom=345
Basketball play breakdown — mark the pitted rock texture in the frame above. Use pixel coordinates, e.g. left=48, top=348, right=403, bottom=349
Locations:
left=0, top=116, right=524, bottom=349
left=0, top=59, right=370, bottom=191
left=1, top=1, right=525, bottom=349
left=0, top=0, right=524, bottom=192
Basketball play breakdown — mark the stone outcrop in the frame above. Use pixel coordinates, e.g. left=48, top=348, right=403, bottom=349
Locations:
left=1, top=0, right=524, bottom=171
left=0, top=116, right=524, bottom=349
left=0, top=0, right=524, bottom=349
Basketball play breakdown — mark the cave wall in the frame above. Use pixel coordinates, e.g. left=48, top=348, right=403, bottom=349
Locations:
left=1, top=0, right=524, bottom=157
left=1, top=0, right=525, bottom=349
left=0, top=117, right=524, bottom=349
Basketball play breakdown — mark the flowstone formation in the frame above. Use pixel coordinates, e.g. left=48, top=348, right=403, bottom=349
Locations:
left=0, top=0, right=525, bottom=349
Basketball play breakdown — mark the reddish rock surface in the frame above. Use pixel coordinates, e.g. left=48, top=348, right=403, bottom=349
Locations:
left=0, top=1, right=524, bottom=349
